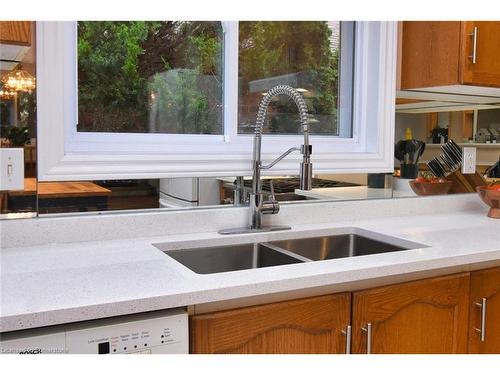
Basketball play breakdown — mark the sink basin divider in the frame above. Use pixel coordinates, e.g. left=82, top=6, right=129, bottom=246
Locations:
left=261, top=242, right=313, bottom=263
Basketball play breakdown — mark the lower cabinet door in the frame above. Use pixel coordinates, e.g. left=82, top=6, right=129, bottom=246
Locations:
left=351, top=273, right=470, bottom=354
left=469, top=267, right=500, bottom=353
left=190, top=293, right=351, bottom=354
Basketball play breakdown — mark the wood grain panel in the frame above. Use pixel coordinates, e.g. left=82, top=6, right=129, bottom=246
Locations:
left=0, top=21, right=31, bottom=46
left=352, top=273, right=470, bottom=354
left=8, top=178, right=112, bottom=198
left=190, top=293, right=351, bottom=354
left=469, top=267, right=500, bottom=353
left=401, top=21, right=462, bottom=89
left=462, top=111, right=474, bottom=140
left=462, top=22, right=500, bottom=87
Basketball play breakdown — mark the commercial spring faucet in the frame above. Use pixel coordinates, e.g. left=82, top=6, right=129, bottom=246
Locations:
left=219, top=85, right=312, bottom=234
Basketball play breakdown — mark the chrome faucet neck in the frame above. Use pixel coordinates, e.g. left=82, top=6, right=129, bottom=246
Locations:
left=218, top=85, right=313, bottom=235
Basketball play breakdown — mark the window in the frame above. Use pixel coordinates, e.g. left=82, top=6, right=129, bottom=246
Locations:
left=238, top=21, right=354, bottom=137
left=77, top=21, right=224, bottom=135
left=37, top=22, right=397, bottom=181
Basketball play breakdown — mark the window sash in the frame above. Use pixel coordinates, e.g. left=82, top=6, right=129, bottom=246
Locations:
left=37, top=21, right=397, bottom=181
left=70, top=21, right=356, bottom=149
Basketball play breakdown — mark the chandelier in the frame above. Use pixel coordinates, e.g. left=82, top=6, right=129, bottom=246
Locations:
left=1, top=64, right=36, bottom=93
left=0, top=85, right=16, bottom=99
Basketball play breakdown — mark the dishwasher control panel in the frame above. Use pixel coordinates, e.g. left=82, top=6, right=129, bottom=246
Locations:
left=1, top=308, right=188, bottom=354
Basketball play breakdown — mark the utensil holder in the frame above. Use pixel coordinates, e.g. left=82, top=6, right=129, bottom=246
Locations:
left=447, top=170, right=487, bottom=193
left=400, top=164, right=418, bottom=179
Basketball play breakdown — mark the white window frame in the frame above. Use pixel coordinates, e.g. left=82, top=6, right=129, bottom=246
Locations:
left=37, top=21, right=397, bottom=181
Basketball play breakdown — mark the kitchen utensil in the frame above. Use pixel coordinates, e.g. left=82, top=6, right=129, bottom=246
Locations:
left=394, top=143, right=405, bottom=163
left=441, top=140, right=462, bottom=168
left=486, top=158, right=500, bottom=178
left=426, top=140, right=486, bottom=193
left=477, top=186, right=500, bottom=218
left=409, top=180, right=453, bottom=196
left=395, top=129, right=426, bottom=179
left=395, top=129, right=426, bottom=163
left=412, top=142, right=426, bottom=164
left=439, top=154, right=457, bottom=173
left=427, top=157, right=447, bottom=178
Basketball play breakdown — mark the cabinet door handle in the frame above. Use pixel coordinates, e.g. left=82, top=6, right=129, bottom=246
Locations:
left=361, top=322, right=372, bottom=354
left=475, top=297, right=487, bottom=342
left=341, top=325, right=352, bottom=354
left=469, top=26, right=478, bottom=64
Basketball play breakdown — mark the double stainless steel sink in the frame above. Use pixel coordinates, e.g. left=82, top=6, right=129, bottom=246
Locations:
left=155, top=228, right=425, bottom=274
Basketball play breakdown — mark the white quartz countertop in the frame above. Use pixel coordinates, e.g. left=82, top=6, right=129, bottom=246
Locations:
left=295, top=186, right=415, bottom=200
left=1, top=197, right=499, bottom=332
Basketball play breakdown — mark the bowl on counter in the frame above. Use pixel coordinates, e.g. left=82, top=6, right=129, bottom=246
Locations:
left=409, top=179, right=453, bottom=196
left=477, top=185, right=500, bottom=219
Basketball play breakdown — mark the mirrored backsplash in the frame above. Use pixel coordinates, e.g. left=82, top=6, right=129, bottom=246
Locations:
left=0, top=174, right=399, bottom=217
left=2, top=21, right=498, bottom=219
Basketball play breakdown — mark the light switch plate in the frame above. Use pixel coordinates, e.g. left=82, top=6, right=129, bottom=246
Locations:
left=461, top=147, right=477, bottom=174
left=0, top=148, right=25, bottom=190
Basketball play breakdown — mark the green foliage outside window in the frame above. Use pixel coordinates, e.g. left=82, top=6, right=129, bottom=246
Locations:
left=77, top=21, right=222, bottom=134
left=77, top=21, right=341, bottom=135
left=239, top=21, right=340, bottom=135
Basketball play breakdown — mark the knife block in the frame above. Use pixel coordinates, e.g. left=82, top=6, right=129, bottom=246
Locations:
left=447, top=170, right=486, bottom=193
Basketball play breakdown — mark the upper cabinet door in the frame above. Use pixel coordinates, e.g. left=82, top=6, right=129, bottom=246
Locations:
left=400, top=21, right=462, bottom=89
left=469, top=267, right=500, bottom=353
left=0, top=21, right=31, bottom=46
left=462, top=22, right=500, bottom=87
left=190, top=293, right=351, bottom=354
left=352, top=273, right=470, bottom=354
left=400, top=21, right=500, bottom=90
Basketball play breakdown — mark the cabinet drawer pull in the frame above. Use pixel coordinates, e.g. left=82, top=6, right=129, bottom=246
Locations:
left=469, top=26, right=478, bottom=64
left=474, top=297, right=487, bottom=342
left=341, top=325, right=352, bottom=354
left=361, top=322, right=372, bottom=354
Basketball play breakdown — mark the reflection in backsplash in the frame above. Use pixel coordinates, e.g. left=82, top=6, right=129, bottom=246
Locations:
left=394, top=111, right=499, bottom=172
left=1, top=179, right=160, bottom=216
left=395, top=110, right=500, bottom=148
left=1, top=173, right=399, bottom=217
left=219, top=176, right=359, bottom=205
left=0, top=21, right=38, bottom=217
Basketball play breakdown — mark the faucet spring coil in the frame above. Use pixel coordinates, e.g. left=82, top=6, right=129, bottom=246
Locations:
left=254, top=85, right=309, bottom=136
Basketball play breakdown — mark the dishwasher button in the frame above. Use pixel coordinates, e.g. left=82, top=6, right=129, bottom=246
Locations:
left=98, top=342, right=110, bottom=354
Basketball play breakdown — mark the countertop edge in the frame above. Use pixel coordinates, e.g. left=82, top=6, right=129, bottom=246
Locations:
left=2, top=247, right=499, bottom=333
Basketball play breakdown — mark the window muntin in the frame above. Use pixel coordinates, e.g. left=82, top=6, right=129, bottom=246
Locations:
left=238, top=21, right=354, bottom=137
left=77, top=21, right=224, bottom=135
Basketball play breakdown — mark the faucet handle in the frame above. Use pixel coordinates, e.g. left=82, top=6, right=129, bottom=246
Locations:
left=261, top=199, right=280, bottom=215
left=269, top=179, right=276, bottom=201
left=261, top=179, right=279, bottom=215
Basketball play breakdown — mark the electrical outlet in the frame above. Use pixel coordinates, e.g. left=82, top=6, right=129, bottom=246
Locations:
left=462, top=147, right=477, bottom=174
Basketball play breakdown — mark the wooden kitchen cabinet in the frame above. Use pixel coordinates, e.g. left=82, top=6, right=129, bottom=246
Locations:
left=0, top=21, right=32, bottom=46
left=351, top=273, right=470, bottom=354
left=400, top=21, right=500, bottom=90
left=190, top=293, right=351, bottom=354
left=468, top=267, right=500, bottom=353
